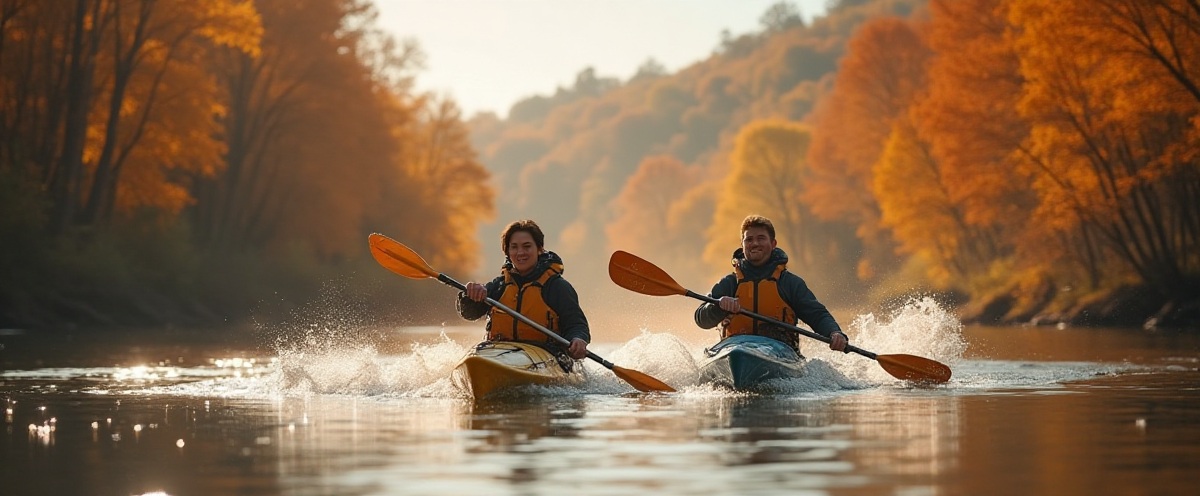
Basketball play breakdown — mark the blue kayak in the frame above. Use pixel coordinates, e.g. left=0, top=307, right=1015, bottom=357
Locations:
left=698, top=335, right=804, bottom=390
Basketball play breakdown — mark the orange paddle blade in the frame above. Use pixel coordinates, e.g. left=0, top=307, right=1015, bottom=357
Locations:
left=608, top=250, right=688, bottom=297
left=368, top=233, right=438, bottom=279
left=877, top=354, right=952, bottom=384
left=612, top=366, right=676, bottom=392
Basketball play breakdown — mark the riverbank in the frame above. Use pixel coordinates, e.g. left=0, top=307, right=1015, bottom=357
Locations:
left=959, top=283, right=1200, bottom=330
left=6, top=281, right=1199, bottom=339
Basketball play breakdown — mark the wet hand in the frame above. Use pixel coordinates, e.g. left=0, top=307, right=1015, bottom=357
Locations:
left=465, top=282, right=487, bottom=302
left=567, top=338, right=588, bottom=360
left=830, top=331, right=848, bottom=352
left=717, top=296, right=741, bottom=314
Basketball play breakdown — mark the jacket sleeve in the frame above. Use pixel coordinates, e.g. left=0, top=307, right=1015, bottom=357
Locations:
left=694, top=274, right=738, bottom=329
left=542, top=277, right=591, bottom=344
left=456, top=276, right=503, bottom=321
left=779, top=272, right=842, bottom=337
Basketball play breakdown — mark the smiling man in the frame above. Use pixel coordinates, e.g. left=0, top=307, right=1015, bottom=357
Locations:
left=694, top=215, right=848, bottom=355
left=458, top=220, right=591, bottom=360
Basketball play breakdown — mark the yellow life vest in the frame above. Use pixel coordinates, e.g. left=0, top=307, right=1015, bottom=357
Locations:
left=720, top=262, right=799, bottom=349
left=487, top=261, right=563, bottom=342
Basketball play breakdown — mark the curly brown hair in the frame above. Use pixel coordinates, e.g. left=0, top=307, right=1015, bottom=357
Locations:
left=740, top=215, right=776, bottom=240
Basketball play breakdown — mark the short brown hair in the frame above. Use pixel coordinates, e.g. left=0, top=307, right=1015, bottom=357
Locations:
left=500, top=219, right=545, bottom=253
left=741, top=215, right=775, bottom=240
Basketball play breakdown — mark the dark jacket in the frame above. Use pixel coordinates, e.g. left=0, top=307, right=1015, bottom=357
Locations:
left=457, top=251, right=591, bottom=346
left=694, top=247, right=841, bottom=350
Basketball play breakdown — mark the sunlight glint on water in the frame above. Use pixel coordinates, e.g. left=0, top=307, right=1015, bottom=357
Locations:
left=4, top=298, right=1196, bottom=495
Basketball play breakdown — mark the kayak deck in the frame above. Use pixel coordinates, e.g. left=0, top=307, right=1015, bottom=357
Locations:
left=452, top=341, right=585, bottom=399
left=698, top=335, right=805, bottom=390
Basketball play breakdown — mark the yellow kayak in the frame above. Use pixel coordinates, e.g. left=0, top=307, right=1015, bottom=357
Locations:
left=451, top=341, right=586, bottom=399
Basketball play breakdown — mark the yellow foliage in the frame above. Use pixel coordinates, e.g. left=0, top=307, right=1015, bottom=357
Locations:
left=706, top=119, right=812, bottom=266
left=604, top=155, right=703, bottom=271
left=199, top=0, right=265, bottom=57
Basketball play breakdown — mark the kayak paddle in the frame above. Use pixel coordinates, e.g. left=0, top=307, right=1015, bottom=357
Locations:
left=607, top=250, right=951, bottom=384
left=369, top=233, right=676, bottom=393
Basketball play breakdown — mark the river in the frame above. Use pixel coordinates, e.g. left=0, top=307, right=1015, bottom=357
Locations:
left=2, top=298, right=1197, bottom=495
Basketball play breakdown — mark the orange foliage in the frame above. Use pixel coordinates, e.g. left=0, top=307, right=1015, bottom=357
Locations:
left=395, top=97, right=495, bottom=272
left=605, top=155, right=703, bottom=261
left=873, top=120, right=965, bottom=285
left=85, top=0, right=262, bottom=224
left=1007, top=0, right=1200, bottom=290
left=805, top=16, right=932, bottom=280
left=916, top=0, right=1032, bottom=230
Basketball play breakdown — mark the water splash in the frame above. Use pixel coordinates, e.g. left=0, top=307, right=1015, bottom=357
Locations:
left=272, top=331, right=469, bottom=398
left=20, top=295, right=1149, bottom=401
left=605, top=329, right=699, bottom=391
left=802, top=296, right=967, bottom=385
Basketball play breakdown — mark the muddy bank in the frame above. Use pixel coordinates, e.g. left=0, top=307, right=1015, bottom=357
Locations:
left=960, top=284, right=1200, bottom=330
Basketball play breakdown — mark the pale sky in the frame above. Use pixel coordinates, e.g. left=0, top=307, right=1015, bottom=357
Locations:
left=374, top=0, right=830, bottom=118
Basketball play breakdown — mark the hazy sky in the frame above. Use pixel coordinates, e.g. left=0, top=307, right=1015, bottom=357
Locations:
left=375, top=0, right=830, bottom=118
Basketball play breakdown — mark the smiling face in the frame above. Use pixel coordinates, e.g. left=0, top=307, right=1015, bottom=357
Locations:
left=741, top=226, right=777, bottom=266
left=506, top=231, right=542, bottom=275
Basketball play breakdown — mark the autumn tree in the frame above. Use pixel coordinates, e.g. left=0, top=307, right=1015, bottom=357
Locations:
left=805, top=17, right=931, bottom=281
left=373, top=96, right=495, bottom=273
left=906, top=0, right=1036, bottom=285
left=1009, top=0, right=1200, bottom=295
left=874, top=116, right=1004, bottom=287
left=0, top=0, right=260, bottom=234
left=190, top=0, right=411, bottom=258
left=78, top=0, right=261, bottom=226
left=1, top=1, right=84, bottom=228
left=708, top=120, right=825, bottom=274
left=605, top=155, right=702, bottom=265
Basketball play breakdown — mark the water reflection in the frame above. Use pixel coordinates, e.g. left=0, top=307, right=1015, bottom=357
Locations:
left=836, top=391, right=961, bottom=480
left=2, top=324, right=1198, bottom=495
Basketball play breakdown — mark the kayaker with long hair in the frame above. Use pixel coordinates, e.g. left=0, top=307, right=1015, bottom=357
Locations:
left=458, top=219, right=591, bottom=362
left=695, top=215, right=849, bottom=356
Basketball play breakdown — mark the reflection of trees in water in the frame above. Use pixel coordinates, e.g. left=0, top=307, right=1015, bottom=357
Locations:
left=455, top=392, right=962, bottom=488
left=467, top=397, right=589, bottom=450
left=690, top=395, right=850, bottom=466
left=677, top=393, right=961, bottom=474
left=273, top=396, right=472, bottom=478
left=835, top=393, right=961, bottom=477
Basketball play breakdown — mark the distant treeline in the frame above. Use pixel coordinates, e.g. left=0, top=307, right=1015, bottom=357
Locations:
left=468, top=0, right=1199, bottom=328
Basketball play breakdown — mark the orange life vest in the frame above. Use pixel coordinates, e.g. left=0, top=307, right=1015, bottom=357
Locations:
left=720, top=262, right=800, bottom=349
left=486, top=261, right=563, bottom=342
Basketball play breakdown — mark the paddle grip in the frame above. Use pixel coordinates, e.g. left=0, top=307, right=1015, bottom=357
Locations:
left=685, top=290, right=876, bottom=359
left=436, top=273, right=617, bottom=367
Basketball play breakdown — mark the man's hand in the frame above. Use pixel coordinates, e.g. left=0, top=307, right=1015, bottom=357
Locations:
left=717, top=296, right=741, bottom=314
left=830, top=331, right=849, bottom=352
left=464, top=282, right=487, bottom=302
left=567, top=338, right=588, bottom=360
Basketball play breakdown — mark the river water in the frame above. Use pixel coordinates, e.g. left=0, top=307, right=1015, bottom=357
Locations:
left=2, top=298, right=1197, bottom=495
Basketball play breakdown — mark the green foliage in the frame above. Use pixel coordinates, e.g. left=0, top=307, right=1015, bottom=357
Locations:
left=0, top=169, right=50, bottom=276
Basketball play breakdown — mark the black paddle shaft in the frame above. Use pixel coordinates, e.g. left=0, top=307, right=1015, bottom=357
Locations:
left=436, top=273, right=618, bottom=370
left=685, top=290, right=877, bottom=359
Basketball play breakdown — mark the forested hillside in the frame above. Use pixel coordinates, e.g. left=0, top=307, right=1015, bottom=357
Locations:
left=2, top=0, right=1196, bottom=332
left=468, top=0, right=917, bottom=293
left=468, top=0, right=1200, bottom=329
